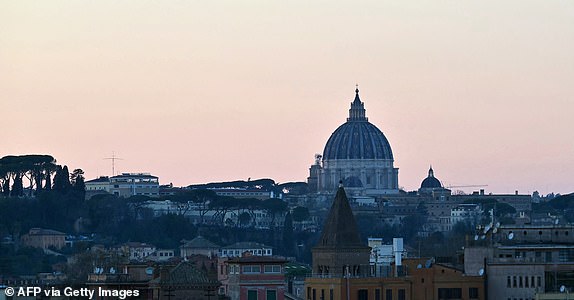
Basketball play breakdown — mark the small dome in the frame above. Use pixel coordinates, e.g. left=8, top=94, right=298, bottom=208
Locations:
left=421, top=167, right=442, bottom=189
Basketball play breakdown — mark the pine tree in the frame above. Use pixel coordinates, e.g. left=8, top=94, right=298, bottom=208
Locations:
left=282, top=212, right=295, bottom=257
left=53, top=165, right=72, bottom=193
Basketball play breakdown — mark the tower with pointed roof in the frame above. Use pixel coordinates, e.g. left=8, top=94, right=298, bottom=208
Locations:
left=311, top=185, right=371, bottom=277
left=308, top=87, right=399, bottom=195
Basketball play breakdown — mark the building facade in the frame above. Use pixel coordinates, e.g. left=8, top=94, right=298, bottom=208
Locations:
left=308, top=88, right=399, bottom=195
left=465, top=225, right=574, bottom=300
left=225, top=256, right=288, bottom=300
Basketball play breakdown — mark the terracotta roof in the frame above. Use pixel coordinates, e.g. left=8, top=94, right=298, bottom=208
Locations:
left=315, top=187, right=366, bottom=248
left=28, top=228, right=65, bottom=236
left=227, top=256, right=288, bottom=264
left=181, top=236, right=220, bottom=249
left=155, top=262, right=220, bottom=289
left=222, top=242, right=272, bottom=249
left=85, top=176, right=110, bottom=183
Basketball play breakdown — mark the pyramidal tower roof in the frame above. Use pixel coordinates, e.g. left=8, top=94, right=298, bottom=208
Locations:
left=316, top=186, right=365, bottom=248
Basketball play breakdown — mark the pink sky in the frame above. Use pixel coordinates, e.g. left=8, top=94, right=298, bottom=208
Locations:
left=1, top=1, right=573, bottom=194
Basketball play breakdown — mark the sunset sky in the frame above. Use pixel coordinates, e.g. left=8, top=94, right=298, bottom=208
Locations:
left=1, top=1, right=573, bottom=194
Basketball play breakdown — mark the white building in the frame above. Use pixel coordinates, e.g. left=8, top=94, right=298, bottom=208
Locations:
left=85, top=173, right=160, bottom=198
left=220, top=242, right=273, bottom=258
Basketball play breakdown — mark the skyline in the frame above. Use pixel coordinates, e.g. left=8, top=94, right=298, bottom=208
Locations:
left=1, top=1, right=573, bottom=194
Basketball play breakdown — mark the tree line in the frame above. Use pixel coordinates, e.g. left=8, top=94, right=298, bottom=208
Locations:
left=0, top=154, right=85, bottom=197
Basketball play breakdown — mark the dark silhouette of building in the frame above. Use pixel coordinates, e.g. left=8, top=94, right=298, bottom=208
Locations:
left=311, top=185, right=371, bottom=277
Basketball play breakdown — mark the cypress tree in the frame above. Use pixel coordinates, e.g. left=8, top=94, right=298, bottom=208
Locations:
left=282, top=212, right=295, bottom=257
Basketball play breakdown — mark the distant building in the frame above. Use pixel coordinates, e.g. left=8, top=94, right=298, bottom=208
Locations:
left=307, top=88, right=399, bottom=195
left=180, top=236, right=220, bottom=258
left=454, top=191, right=532, bottom=217
left=311, top=186, right=371, bottom=278
left=465, top=224, right=574, bottom=300
left=87, top=261, right=220, bottom=300
left=225, top=255, right=288, bottom=300
left=110, top=173, right=159, bottom=197
left=209, top=188, right=275, bottom=200
left=146, top=249, right=175, bottom=262
left=21, top=228, right=66, bottom=250
left=305, top=186, right=485, bottom=300
left=85, top=173, right=160, bottom=198
left=220, top=242, right=273, bottom=258
left=114, top=242, right=157, bottom=262
left=419, top=166, right=441, bottom=192
left=84, top=176, right=111, bottom=199
left=450, top=203, right=482, bottom=226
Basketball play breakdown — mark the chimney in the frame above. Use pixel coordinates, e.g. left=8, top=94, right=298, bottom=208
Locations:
left=480, top=189, right=485, bottom=195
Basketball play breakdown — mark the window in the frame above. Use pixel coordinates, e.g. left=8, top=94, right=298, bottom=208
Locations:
left=264, top=265, right=281, bottom=273
left=358, top=289, right=368, bottom=300
left=375, top=289, right=381, bottom=300
left=330, top=289, right=333, bottom=300
left=525, top=276, right=529, bottom=288
left=242, top=265, right=261, bottom=274
left=248, top=290, right=258, bottom=300
left=513, top=276, right=517, bottom=287
left=507, top=276, right=511, bottom=287
left=519, top=276, right=523, bottom=288
left=469, top=288, right=479, bottom=299
left=398, top=289, right=405, bottom=300
left=266, top=290, right=277, bottom=300
left=537, top=276, right=541, bottom=287
left=386, top=289, right=392, bottom=300
left=438, top=288, right=462, bottom=299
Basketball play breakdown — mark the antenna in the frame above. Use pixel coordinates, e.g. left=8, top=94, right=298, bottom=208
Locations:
left=508, top=232, right=514, bottom=240
left=104, top=152, right=123, bottom=176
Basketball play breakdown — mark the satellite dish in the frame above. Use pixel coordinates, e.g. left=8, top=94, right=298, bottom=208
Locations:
left=425, top=259, right=432, bottom=268
left=417, top=264, right=422, bottom=269
left=508, top=232, right=514, bottom=240
left=495, top=222, right=500, bottom=228
left=478, top=268, right=484, bottom=276
left=555, top=219, right=560, bottom=225
left=484, top=224, right=491, bottom=233
left=145, top=267, right=154, bottom=275
left=560, top=285, right=566, bottom=293
left=109, top=267, right=116, bottom=274
left=474, top=235, right=479, bottom=241
left=493, top=227, right=498, bottom=234
left=481, top=235, right=486, bottom=240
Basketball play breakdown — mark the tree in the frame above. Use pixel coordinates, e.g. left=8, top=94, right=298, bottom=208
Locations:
left=209, top=196, right=238, bottom=224
left=262, top=198, right=287, bottom=227
left=53, top=165, right=72, bottom=193
left=292, top=206, right=310, bottom=222
left=282, top=212, right=295, bottom=256
left=186, top=189, right=218, bottom=224
left=238, top=212, right=251, bottom=227
left=71, top=169, right=86, bottom=198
